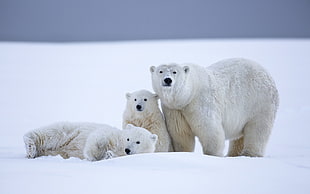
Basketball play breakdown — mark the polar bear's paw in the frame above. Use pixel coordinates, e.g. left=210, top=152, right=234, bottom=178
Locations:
left=104, top=150, right=115, bottom=160
left=241, top=149, right=263, bottom=157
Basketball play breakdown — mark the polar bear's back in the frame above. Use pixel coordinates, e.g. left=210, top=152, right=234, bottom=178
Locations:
left=209, top=58, right=270, bottom=79
left=209, top=58, right=278, bottom=104
left=32, top=122, right=114, bottom=141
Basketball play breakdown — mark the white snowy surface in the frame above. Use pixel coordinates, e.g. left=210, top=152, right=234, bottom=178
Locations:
left=0, top=39, right=310, bottom=194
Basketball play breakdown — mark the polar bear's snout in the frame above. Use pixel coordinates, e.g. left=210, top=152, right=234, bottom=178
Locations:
left=125, top=148, right=131, bottom=155
left=163, top=77, right=173, bottom=86
left=136, top=104, right=143, bottom=111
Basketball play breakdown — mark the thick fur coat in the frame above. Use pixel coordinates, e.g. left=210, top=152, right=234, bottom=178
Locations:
left=150, top=58, right=279, bottom=157
left=24, top=122, right=158, bottom=161
left=123, top=90, right=173, bottom=152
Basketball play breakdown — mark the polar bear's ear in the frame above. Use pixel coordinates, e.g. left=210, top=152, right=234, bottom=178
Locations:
left=150, top=66, right=156, bottom=73
left=153, top=93, right=159, bottom=100
left=150, top=134, right=158, bottom=143
left=126, top=93, right=131, bottom=99
left=126, top=124, right=135, bottom=129
left=183, top=66, right=190, bottom=73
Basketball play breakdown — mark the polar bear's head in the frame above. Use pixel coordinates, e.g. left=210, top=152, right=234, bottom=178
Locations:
left=125, top=90, right=159, bottom=116
left=150, top=64, right=193, bottom=109
left=150, top=64, right=190, bottom=88
left=122, top=124, right=158, bottom=155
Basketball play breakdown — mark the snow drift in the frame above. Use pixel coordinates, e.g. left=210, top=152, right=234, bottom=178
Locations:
left=0, top=39, right=309, bottom=194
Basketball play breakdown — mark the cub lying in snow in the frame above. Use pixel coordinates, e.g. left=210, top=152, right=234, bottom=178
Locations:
left=23, top=122, right=158, bottom=161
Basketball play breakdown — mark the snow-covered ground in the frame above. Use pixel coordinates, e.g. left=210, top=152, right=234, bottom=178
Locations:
left=0, top=39, right=309, bottom=194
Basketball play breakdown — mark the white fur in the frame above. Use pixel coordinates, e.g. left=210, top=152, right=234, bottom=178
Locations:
left=123, top=90, right=173, bottom=152
left=23, top=122, right=158, bottom=161
left=150, top=58, right=279, bottom=157
left=122, top=124, right=158, bottom=155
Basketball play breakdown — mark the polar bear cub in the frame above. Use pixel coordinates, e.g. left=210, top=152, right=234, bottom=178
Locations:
left=123, top=90, right=173, bottom=152
left=23, top=122, right=158, bottom=161
left=122, top=124, right=159, bottom=155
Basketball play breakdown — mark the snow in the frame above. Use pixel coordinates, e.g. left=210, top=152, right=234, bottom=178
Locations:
left=0, top=39, right=310, bottom=194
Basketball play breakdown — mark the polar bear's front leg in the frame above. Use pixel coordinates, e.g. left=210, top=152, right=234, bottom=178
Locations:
left=84, top=132, right=110, bottom=161
left=162, top=106, right=195, bottom=152
left=192, top=119, right=225, bottom=157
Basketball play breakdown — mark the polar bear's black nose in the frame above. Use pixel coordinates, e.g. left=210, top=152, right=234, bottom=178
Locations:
left=125, top=148, right=131, bottom=155
left=136, top=105, right=142, bottom=111
left=164, top=78, right=172, bottom=85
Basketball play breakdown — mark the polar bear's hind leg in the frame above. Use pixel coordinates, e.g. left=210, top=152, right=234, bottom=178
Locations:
left=227, top=136, right=244, bottom=157
left=23, top=133, right=37, bottom=158
left=241, top=116, right=273, bottom=157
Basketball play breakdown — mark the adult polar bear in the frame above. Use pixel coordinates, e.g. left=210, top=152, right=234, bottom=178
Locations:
left=150, top=58, right=279, bottom=157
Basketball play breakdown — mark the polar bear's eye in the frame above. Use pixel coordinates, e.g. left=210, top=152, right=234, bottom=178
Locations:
left=127, top=138, right=130, bottom=141
left=134, top=99, right=137, bottom=101
left=173, top=71, right=177, bottom=74
left=136, top=141, right=140, bottom=144
left=144, top=99, right=147, bottom=101
left=159, top=71, right=163, bottom=74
